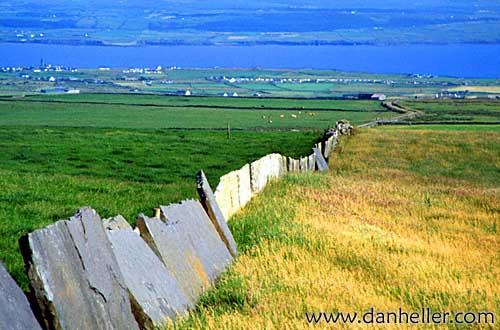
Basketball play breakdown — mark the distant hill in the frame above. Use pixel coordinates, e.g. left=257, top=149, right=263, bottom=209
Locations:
left=1, top=0, right=499, bottom=46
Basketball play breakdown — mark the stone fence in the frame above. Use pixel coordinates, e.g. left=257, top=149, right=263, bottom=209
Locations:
left=0, top=122, right=351, bottom=330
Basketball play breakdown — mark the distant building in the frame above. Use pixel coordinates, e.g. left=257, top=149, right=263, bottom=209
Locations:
left=40, top=87, right=68, bottom=94
left=438, top=90, right=468, bottom=99
left=343, top=93, right=386, bottom=101
left=40, top=87, right=80, bottom=94
left=371, top=93, right=387, bottom=101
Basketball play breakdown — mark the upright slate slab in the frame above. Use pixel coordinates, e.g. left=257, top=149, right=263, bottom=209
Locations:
left=307, top=153, right=316, bottom=171
left=213, top=170, right=238, bottom=220
left=287, top=157, right=299, bottom=172
left=237, top=164, right=252, bottom=209
left=213, top=164, right=251, bottom=221
left=250, top=154, right=286, bottom=193
left=323, top=136, right=337, bottom=159
left=313, top=147, right=329, bottom=171
left=160, top=200, right=233, bottom=283
left=137, top=215, right=206, bottom=307
left=103, top=215, right=191, bottom=329
left=197, top=170, right=238, bottom=258
left=19, top=207, right=139, bottom=330
left=137, top=201, right=233, bottom=307
left=0, top=262, right=41, bottom=330
left=299, top=157, right=308, bottom=172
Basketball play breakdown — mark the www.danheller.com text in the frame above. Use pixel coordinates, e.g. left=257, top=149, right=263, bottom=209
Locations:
left=306, top=308, right=496, bottom=325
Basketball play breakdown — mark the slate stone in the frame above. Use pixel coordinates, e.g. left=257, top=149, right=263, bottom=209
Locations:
left=250, top=154, right=286, bottom=193
left=137, top=201, right=233, bottom=307
left=299, top=157, right=308, bottom=172
left=197, top=170, right=238, bottom=258
left=160, top=200, right=233, bottom=283
left=0, top=261, right=42, bottom=330
left=313, top=148, right=329, bottom=171
left=308, top=153, right=316, bottom=171
left=287, top=157, right=299, bottom=172
left=237, top=164, right=252, bottom=209
left=104, top=215, right=191, bottom=328
left=213, top=170, right=237, bottom=220
left=137, top=215, right=205, bottom=307
left=19, top=207, right=139, bottom=330
left=323, top=136, right=337, bottom=159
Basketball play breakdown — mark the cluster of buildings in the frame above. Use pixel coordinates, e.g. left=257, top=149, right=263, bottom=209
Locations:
left=14, top=32, right=45, bottom=42
left=121, top=66, right=179, bottom=75
left=342, top=93, right=387, bottom=101
left=208, top=75, right=396, bottom=85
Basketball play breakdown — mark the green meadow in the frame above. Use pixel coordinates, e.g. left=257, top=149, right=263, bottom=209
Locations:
left=0, top=94, right=390, bottom=129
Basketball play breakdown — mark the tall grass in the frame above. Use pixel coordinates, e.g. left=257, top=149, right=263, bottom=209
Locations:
left=167, top=127, right=499, bottom=329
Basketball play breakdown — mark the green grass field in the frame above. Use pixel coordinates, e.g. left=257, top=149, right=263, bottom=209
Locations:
left=401, top=99, right=500, bottom=123
left=0, top=94, right=392, bottom=129
left=166, top=126, right=499, bottom=329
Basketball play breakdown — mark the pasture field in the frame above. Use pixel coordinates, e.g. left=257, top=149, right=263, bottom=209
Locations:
left=0, top=94, right=392, bottom=128
left=400, top=99, right=500, bottom=123
left=167, top=126, right=500, bottom=329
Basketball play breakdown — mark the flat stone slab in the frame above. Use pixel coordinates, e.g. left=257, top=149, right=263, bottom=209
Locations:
left=0, top=262, right=41, bottom=330
left=197, top=170, right=238, bottom=258
left=323, top=135, right=337, bottom=159
left=137, top=200, right=233, bottom=307
left=20, top=207, right=139, bottom=330
left=160, top=200, right=233, bottom=283
left=213, top=170, right=239, bottom=220
left=313, top=148, right=329, bottom=171
left=213, top=164, right=252, bottom=221
left=250, top=154, right=286, bottom=193
left=236, top=164, right=252, bottom=210
left=287, top=157, right=299, bottom=172
left=104, top=216, right=191, bottom=329
left=308, top=153, right=316, bottom=171
left=299, top=156, right=308, bottom=172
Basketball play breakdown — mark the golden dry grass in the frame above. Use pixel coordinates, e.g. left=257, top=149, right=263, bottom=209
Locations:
left=167, top=128, right=500, bottom=330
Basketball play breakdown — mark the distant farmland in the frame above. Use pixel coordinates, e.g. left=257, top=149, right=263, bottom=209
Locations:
left=400, top=99, right=500, bottom=123
left=0, top=94, right=391, bottom=129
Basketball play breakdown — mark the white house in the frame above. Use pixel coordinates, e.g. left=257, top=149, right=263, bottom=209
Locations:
left=371, top=93, right=387, bottom=101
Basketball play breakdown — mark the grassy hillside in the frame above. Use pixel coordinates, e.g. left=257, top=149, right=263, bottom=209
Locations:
left=168, top=127, right=499, bottom=329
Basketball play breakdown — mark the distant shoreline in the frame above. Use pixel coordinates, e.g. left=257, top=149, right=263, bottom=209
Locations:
left=3, top=40, right=500, bottom=48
